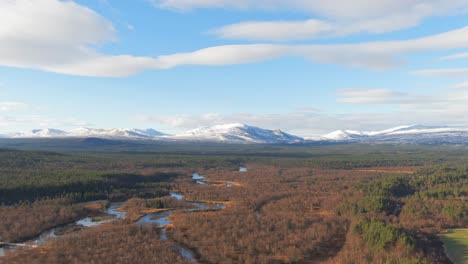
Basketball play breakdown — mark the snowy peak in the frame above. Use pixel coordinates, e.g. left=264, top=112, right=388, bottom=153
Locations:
left=323, top=125, right=462, bottom=140
left=12, top=128, right=168, bottom=140
left=320, top=124, right=468, bottom=144
left=4, top=124, right=303, bottom=144
left=183, top=123, right=246, bottom=136
left=173, top=123, right=303, bottom=143
left=4, top=124, right=468, bottom=144
left=14, top=128, right=67, bottom=138
left=132, top=128, right=167, bottom=137
left=365, top=125, right=451, bottom=136
left=322, top=130, right=365, bottom=141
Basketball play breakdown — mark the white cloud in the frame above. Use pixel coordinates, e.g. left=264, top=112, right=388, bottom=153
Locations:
left=0, top=114, right=91, bottom=132
left=160, top=0, right=468, bottom=41
left=43, top=55, right=162, bottom=77
left=205, top=26, right=468, bottom=70
left=452, top=82, right=468, bottom=88
left=210, top=15, right=425, bottom=41
left=153, top=0, right=468, bottom=19
left=3, top=0, right=468, bottom=76
left=412, top=68, right=468, bottom=77
left=440, top=52, right=468, bottom=60
left=136, top=87, right=468, bottom=136
left=210, top=19, right=335, bottom=41
left=148, top=26, right=468, bottom=71
left=337, top=89, right=418, bottom=104
left=0, top=0, right=162, bottom=77
left=0, top=0, right=113, bottom=67
left=0, top=1, right=294, bottom=76
left=336, top=88, right=468, bottom=112
left=0, top=102, right=29, bottom=111
left=135, top=111, right=344, bottom=136
left=330, top=87, right=468, bottom=133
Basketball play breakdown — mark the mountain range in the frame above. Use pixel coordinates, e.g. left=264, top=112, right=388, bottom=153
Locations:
left=6, top=123, right=302, bottom=144
left=10, top=128, right=167, bottom=140
left=4, top=124, right=468, bottom=144
left=320, top=124, right=468, bottom=144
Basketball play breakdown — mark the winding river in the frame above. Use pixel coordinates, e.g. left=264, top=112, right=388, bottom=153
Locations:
left=0, top=204, right=127, bottom=257
left=0, top=169, right=242, bottom=260
left=192, top=172, right=207, bottom=185
left=76, top=203, right=126, bottom=227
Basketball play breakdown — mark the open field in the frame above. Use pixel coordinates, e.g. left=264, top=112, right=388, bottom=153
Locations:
left=440, top=229, right=468, bottom=264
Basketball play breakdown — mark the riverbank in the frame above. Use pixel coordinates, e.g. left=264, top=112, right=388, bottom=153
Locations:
left=1, top=170, right=236, bottom=261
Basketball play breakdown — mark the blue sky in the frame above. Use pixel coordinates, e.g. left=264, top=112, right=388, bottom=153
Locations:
left=1, top=0, right=468, bottom=136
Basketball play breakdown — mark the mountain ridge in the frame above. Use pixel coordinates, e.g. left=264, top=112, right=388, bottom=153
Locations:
left=6, top=124, right=304, bottom=144
left=321, top=124, right=468, bottom=144
left=4, top=124, right=468, bottom=144
left=11, top=128, right=168, bottom=140
left=170, top=123, right=303, bottom=143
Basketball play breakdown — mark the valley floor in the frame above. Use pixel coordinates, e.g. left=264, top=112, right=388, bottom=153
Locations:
left=0, top=146, right=466, bottom=263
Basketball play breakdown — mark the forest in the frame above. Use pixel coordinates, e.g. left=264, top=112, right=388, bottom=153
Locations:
left=0, top=144, right=466, bottom=263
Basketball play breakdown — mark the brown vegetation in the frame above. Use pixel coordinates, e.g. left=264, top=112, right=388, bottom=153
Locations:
left=167, top=165, right=357, bottom=263
left=1, top=224, right=188, bottom=264
left=355, top=166, right=417, bottom=174
left=120, top=197, right=193, bottom=222
left=0, top=198, right=92, bottom=243
left=1, top=147, right=465, bottom=263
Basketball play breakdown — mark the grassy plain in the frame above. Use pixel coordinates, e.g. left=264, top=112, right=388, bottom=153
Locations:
left=440, top=229, right=468, bottom=264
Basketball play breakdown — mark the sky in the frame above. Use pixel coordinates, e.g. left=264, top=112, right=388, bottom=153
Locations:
left=1, top=0, right=468, bottom=136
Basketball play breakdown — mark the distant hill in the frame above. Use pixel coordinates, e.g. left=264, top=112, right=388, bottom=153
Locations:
left=4, top=123, right=304, bottom=144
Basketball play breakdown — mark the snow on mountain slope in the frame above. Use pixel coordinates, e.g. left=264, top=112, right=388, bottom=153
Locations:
left=7, top=124, right=468, bottom=144
left=68, top=128, right=168, bottom=139
left=322, top=130, right=366, bottom=141
left=5, top=124, right=302, bottom=143
left=12, top=128, right=168, bottom=140
left=13, top=129, right=68, bottom=138
left=320, top=125, right=468, bottom=144
left=132, top=128, right=167, bottom=137
left=171, top=123, right=303, bottom=143
left=365, top=125, right=453, bottom=136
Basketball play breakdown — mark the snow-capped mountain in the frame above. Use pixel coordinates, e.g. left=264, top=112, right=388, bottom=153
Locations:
left=322, top=130, right=367, bottom=141
left=67, top=128, right=168, bottom=139
left=6, top=124, right=468, bottom=145
left=132, top=128, right=167, bottom=137
left=321, top=125, right=468, bottom=144
left=364, top=125, right=452, bottom=136
left=170, top=123, right=304, bottom=143
left=12, top=128, right=68, bottom=138
left=4, top=124, right=303, bottom=144
left=11, top=128, right=168, bottom=140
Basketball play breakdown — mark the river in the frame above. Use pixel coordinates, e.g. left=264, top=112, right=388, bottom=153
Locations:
left=1, top=171, right=233, bottom=262
left=0, top=203, right=127, bottom=256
